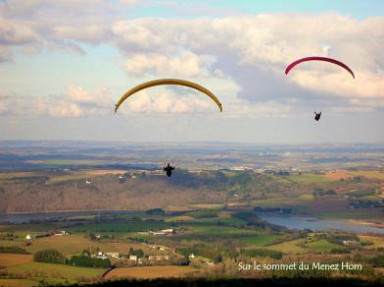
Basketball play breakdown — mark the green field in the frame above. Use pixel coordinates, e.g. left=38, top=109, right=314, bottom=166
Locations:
left=0, top=239, right=22, bottom=246
left=237, top=234, right=282, bottom=246
left=67, top=221, right=170, bottom=234
left=0, top=224, right=55, bottom=239
left=266, top=238, right=308, bottom=254
left=186, top=225, right=256, bottom=236
left=23, top=235, right=106, bottom=256
left=183, top=216, right=248, bottom=227
left=105, top=266, right=197, bottom=279
left=304, top=239, right=340, bottom=252
left=288, top=174, right=334, bottom=184
left=7, top=262, right=104, bottom=281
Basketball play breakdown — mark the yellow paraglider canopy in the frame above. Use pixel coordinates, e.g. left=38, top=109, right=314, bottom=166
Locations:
left=114, top=78, right=223, bottom=112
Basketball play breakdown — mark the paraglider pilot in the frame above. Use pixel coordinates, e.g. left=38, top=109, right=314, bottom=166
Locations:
left=163, top=163, right=175, bottom=177
left=314, top=111, right=322, bottom=121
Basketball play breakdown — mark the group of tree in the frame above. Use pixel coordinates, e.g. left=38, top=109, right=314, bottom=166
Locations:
left=176, top=247, right=199, bottom=260
left=145, top=208, right=166, bottom=215
left=313, top=188, right=337, bottom=198
left=67, top=254, right=111, bottom=268
left=232, top=211, right=273, bottom=229
left=0, top=246, right=29, bottom=254
left=128, top=247, right=145, bottom=258
left=34, top=249, right=65, bottom=264
left=241, top=248, right=283, bottom=260
left=33, top=248, right=111, bottom=268
left=321, top=233, right=359, bottom=246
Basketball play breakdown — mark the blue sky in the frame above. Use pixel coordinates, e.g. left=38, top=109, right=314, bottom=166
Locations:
left=129, top=0, right=383, bottom=19
left=0, top=0, right=383, bottom=143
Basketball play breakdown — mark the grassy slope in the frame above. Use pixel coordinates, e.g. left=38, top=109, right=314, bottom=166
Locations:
left=304, top=239, right=340, bottom=252
left=105, top=266, right=197, bottom=279
left=288, top=174, right=334, bottom=184
left=6, top=262, right=104, bottom=280
left=24, top=235, right=106, bottom=256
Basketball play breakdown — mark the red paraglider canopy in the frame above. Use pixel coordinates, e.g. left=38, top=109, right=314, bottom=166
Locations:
left=285, top=56, right=355, bottom=79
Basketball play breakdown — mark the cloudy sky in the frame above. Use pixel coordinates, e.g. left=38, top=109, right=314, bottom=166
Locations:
left=0, top=0, right=383, bottom=143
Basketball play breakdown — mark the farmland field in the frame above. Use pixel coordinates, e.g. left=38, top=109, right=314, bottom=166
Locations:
left=67, top=221, right=170, bottom=234
left=105, top=266, right=198, bottom=279
left=358, top=235, right=384, bottom=249
left=304, top=239, right=340, bottom=252
left=23, top=235, right=106, bottom=256
left=325, top=170, right=384, bottom=181
left=236, top=234, right=282, bottom=246
left=266, top=239, right=307, bottom=254
left=0, top=254, right=33, bottom=267
left=0, top=239, right=22, bottom=247
left=6, top=262, right=104, bottom=281
left=0, top=279, right=36, bottom=287
left=288, top=174, right=334, bottom=184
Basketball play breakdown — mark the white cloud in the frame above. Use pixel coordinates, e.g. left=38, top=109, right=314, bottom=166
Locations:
left=0, top=45, right=12, bottom=62
left=124, top=52, right=213, bottom=77
left=0, top=18, right=37, bottom=45
left=120, top=0, right=139, bottom=6
left=119, top=87, right=218, bottom=114
left=47, top=101, right=84, bottom=117
left=67, top=86, right=95, bottom=103
left=224, top=99, right=292, bottom=119
left=1, top=3, right=383, bottom=117
left=53, top=25, right=110, bottom=44
left=291, top=70, right=384, bottom=99
left=30, top=86, right=112, bottom=117
left=0, top=99, right=8, bottom=114
left=111, top=14, right=384, bottom=114
left=0, top=0, right=124, bottom=52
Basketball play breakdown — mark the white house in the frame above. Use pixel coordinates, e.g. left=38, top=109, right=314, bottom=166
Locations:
left=129, top=255, right=138, bottom=261
left=105, top=252, right=120, bottom=259
left=96, top=251, right=108, bottom=260
left=52, top=229, right=68, bottom=236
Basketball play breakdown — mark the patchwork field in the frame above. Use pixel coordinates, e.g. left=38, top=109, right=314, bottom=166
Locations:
left=1, top=143, right=383, bottom=286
